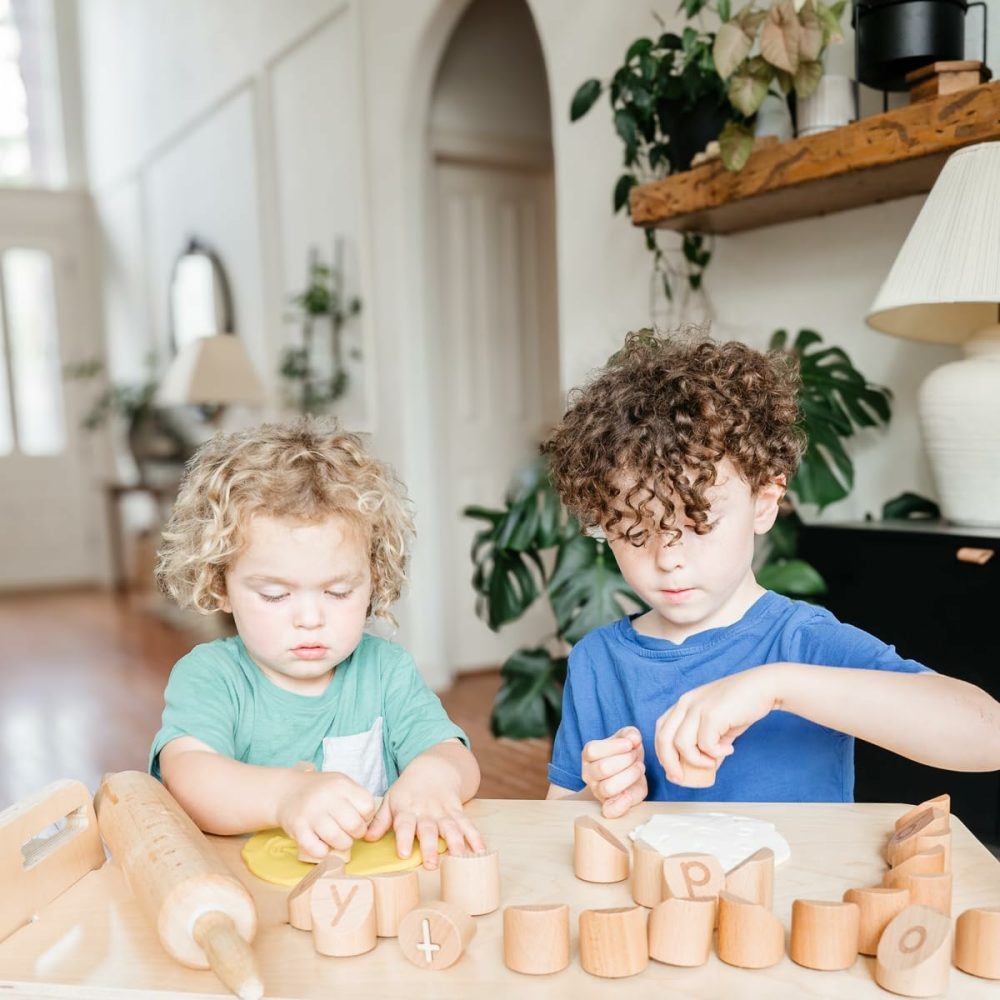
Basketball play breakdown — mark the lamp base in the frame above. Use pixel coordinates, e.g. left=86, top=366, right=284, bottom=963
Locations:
left=918, top=325, right=1000, bottom=528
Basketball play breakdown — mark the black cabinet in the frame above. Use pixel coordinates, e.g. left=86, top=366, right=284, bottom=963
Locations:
left=797, top=520, right=1000, bottom=842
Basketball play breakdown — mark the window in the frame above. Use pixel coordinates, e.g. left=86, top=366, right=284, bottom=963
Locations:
left=0, top=247, right=66, bottom=455
left=0, top=0, right=65, bottom=187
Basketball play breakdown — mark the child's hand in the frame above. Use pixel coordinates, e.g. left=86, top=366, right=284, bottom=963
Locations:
left=654, top=666, right=780, bottom=784
left=277, top=769, right=377, bottom=859
left=581, top=726, right=648, bottom=818
left=364, top=772, right=486, bottom=871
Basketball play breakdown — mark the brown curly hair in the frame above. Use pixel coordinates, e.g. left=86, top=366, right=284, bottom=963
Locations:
left=542, top=331, right=804, bottom=545
left=155, top=417, right=414, bottom=622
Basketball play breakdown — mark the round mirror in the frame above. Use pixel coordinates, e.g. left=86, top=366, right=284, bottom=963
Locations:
left=169, top=238, right=234, bottom=353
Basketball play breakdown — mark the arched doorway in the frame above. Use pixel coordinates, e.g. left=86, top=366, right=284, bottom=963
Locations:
left=427, top=0, right=561, bottom=676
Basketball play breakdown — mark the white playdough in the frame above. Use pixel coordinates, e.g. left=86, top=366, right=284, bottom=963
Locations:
left=630, top=812, right=791, bottom=871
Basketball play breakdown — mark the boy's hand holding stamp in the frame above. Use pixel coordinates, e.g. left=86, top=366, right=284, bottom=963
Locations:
left=581, top=726, right=648, bottom=818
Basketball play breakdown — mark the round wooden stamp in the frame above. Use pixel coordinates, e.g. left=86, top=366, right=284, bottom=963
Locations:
left=398, top=900, right=476, bottom=970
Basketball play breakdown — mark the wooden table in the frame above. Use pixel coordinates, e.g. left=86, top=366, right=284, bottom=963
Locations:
left=2, top=799, right=999, bottom=997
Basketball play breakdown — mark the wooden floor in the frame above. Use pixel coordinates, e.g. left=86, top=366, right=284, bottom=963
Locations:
left=0, top=589, right=551, bottom=811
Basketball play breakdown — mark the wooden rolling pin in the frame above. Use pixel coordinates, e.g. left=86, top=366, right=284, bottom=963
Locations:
left=95, top=771, right=263, bottom=1000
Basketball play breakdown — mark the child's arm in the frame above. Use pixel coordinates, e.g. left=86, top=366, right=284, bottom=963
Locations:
left=159, top=735, right=376, bottom=858
left=654, top=664, right=1000, bottom=782
left=363, top=738, right=485, bottom=870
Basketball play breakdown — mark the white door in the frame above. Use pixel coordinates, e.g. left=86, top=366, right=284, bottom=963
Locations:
left=0, top=193, right=103, bottom=588
left=433, top=160, right=561, bottom=672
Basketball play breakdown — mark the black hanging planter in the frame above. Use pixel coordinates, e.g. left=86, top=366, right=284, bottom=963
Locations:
left=657, top=95, right=731, bottom=172
left=853, top=0, right=976, bottom=92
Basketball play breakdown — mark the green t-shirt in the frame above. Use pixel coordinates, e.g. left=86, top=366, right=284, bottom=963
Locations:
left=149, top=633, right=468, bottom=795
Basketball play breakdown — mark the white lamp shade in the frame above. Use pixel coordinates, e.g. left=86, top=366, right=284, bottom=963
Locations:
left=156, top=333, right=267, bottom=407
left=866, top=141, right=1000, bottom=344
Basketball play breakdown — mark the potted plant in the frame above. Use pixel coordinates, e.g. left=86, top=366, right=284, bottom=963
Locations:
left=65, top=355, right=194, bottom=485
left=712, top=0, right=847, bottom=167
left=464, top=328, right=892, bottom=739
left=279, top=246, right=362, bottom=415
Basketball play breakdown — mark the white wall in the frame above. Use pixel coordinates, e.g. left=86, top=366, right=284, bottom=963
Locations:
left=75, top=0, right=999, bottom=684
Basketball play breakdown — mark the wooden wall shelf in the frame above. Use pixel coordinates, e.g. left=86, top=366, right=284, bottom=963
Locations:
left=628, top=81, right=1000, bottom=235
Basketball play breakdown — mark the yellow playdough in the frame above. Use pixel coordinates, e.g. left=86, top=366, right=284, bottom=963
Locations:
left=241, top=828, right=446, bottom=886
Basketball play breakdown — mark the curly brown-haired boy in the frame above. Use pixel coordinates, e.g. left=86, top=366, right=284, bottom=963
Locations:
left=543, top=332, right=1000, bottom=817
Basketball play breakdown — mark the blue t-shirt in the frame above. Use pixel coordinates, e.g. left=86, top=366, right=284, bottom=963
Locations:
left=548, top=591, right=932, bottom=802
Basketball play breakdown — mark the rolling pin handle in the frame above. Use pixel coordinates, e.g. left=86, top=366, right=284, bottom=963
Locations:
left=192, top=910, right=264, bottom=1000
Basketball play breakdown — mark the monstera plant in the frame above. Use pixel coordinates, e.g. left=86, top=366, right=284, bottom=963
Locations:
left=465, top=329, right=892, bottom=738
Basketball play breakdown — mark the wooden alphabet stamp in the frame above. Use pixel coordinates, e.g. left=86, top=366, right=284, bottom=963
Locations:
left=875, top=904, right=952, bottom=997
left=371, top=869, right=420, bottom=937
left=578, top=906, right=648, bottom=978
left=573, top=815, right=629, bottom=883
left=724, top=847, right=774, bottom=910
left=309, top=875, right=376, bottom=957
left=790, top=899, right=860, bottom=971
left=287, top=852, right=347, bottom=931
left=398, top=900, right=476, bottom=970
left=662, top=853, right=724, bottom=902
left=891, top=873, right=951, bottom=916
left=955, top=906, right=1000, bottom=980
left=648, top=896, right=715, bottom=967
left=440, top=849, right=500, bottom=916
left=843, top=886, right=910, bottom=956
left=630, top=840, right=665, bottom=908
left=895, top=795, right=949, bottom=833
left=716, top=891, right=785, bottom=969
left=502, top=904, right=570, bottom=975
left=887, top=810, right=949, bottom=867
left=882, top=847, right=946, bottom=887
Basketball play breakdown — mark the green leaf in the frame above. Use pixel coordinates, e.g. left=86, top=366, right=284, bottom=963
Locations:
left=727, top=57, right=772, bottom=115
left=757, top=558, right=827, bottom=596
left=714, top=21, right=753, bottom=80
left=680, top=0, right=710, bottom=17
left=794, top=59, right=823, bottom=98
left=626, top=37, right=654, bottom=62
left=882, top=492, right=941, bottom=521
left=570, top=79, right=602, bottom=121
left=614, top=109, right=639, bottom=151
left=613, top=173, right=638, bottom=213
left=490, top=648, right=567, bottom=738
left=767, top=511, right=800, bottom=559
left=719, top=0, right=732, bottom=20
left=548, top=535, right=644, bottom=644
left=718, top=120, right=755, bottom=171
left=798, top=5, right=824, bottom=62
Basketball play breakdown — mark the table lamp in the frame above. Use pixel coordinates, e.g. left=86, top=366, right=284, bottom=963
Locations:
left=866, top=141, right=1000, bottom=528
left=155, top=332, right=267, bottom=418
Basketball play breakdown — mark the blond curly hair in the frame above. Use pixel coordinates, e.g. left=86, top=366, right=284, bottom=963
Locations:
left=542, top=331, right=805, bottom=545
left=155, top=417, right=414, bottom=621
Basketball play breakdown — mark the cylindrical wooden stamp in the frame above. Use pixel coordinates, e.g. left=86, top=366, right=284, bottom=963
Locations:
left=309, top=875, right=377, bottom=957
left=887, top=810, right=948, bottom=867
left=578, top=906, right=648, bottom=978
left=875, top=904, right=952, bottom=997
left=716, top=891, right=785, bottom=969
left=843, top=886, right=910, bottom=956
left=573, top=815, right=629, bottom=883
left=287, top=852, right=347, bottom=930
left=662, top=852, right=724, bottom=901
left=676, top=761, right=718, bottom=788
left=894, top=872, right=951, bottom=916
left=955, top=907, right=1000, bottom=980
left=371, top=869, right=420, bottom=937
left=440, top=849, right=500, bottom=916
left=725, top=847, right=774, bottom=910
left=502, top=904, right=570, bottom=975
left=398, top=900, right=476, bottom=971
left=895, top=796, right=949, bottom=833
left=790, top=899, right=860, bottom=971
left=882, top=847, right=946, bottom=887
left=648, top=896, right=715, bottom=967
left=630, top=840, right=664, bottom=907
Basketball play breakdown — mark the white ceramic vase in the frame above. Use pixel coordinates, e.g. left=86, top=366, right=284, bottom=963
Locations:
left=918, top=329, right=1000, bottom=527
